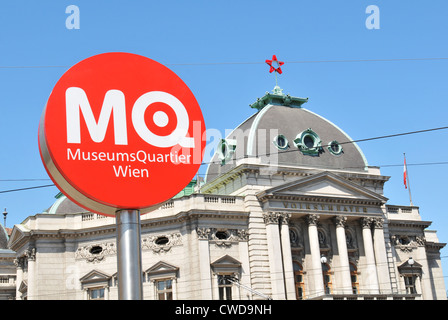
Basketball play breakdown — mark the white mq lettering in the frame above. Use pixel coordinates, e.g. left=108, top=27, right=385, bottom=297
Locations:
left=66, top=87, right=127, bottom=145
left=66, top=88, right=195, bottom=148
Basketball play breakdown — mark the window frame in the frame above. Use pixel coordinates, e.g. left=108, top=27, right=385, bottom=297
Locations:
left=349, top=262, right=359, bottom=294
left=156, top=278, right=174, bottom=300
left=273, top=134, right=289, bottom=150
left=293, top=261, right=305, bottom=300
left=322, top=263, right=333, bottom=295
left=88, top=287, right=105, bottom=300
left=217, top=274, right=233, bottom=300
left=293, top=128, right=323, bottom=156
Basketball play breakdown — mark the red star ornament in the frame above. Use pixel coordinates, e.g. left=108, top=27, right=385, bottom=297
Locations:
left=265, top=55, right=284, bottom=74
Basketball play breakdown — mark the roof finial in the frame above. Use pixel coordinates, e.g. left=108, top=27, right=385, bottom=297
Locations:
left=2, top=208, right=7, bottom=228
left=265, top=55, right=284, bottom=94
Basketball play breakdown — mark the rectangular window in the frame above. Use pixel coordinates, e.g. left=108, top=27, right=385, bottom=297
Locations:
left=218, top=275, right=233, bottom=300
left=156, top=279, right=173, bottom=300
left=404, top=276, right=416, bottom=294
left=89, top=287, right=105, bottom=300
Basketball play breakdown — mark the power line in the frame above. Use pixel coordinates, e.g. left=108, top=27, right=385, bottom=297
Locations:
left=2, top=159, right=448, bottom=194
left=340, top=126, right=448, bottom=146
left=0, top=184, right=55, bottom=194
left=1, top=125, right=448, bottom=193
left=0, top=57, right=447, bottom=69
left=201, top=125, right=448, bottom=169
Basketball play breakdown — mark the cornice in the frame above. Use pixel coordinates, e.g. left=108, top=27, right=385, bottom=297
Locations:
left=258, top=193, right=384, bottom=206
left=388, top=219, right=432, bottom=229
left=9, top=209, right=249, bottom=251
left=202, top=162, right=390, bottom=194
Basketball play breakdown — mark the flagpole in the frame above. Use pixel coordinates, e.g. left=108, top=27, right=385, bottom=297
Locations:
left=404, top=153, right=414, bottom=206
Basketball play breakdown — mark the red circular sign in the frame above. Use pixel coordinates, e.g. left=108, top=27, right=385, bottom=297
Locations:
left=39, top=52, right=206, bottom=216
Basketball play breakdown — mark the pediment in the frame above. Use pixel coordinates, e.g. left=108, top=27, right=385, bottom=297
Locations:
left=211, top=255, right=241, bottom=267
left=7, top=224, right=30, bottom=251
left=145, top=261, right=179, bottom=274
left=397, top=259, right=423, bottom=276
left=79, top=269, right=111, bottom=283
left=258, top=171, right=388, bottom=203
left=398, top=259, right=422, bottom=269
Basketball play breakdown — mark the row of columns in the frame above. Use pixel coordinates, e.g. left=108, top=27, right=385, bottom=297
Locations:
left=263, top=212, right=390, bottom=299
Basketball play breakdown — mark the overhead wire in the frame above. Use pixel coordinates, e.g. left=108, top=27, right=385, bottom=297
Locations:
left=1, top=125, right=448, bottom=193
left=0, top=57, right=447, bottom=69
left=19, top=254, right=448, bottom=299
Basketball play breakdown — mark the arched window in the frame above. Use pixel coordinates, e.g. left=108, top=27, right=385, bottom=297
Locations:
left=293, top=261, right=305, bottom=300
left=322, top=263, right=332, bottom=294
left=349, top=263, right=359, bottom=294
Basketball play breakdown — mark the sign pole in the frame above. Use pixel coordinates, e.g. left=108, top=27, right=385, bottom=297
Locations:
left=116, top=209, right=143, bottom=300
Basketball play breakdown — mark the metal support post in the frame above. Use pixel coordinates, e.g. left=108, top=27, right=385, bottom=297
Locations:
left=116, top=209, right=143, bottom=300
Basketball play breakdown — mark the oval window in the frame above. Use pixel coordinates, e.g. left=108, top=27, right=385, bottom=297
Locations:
left=215, top=231, right=229, bottom=240
left=294, top=128, right=322, bottom=156
left=303, top=135, right=315, bottom=148
left=273, top=135, right=289, bottom=150
left=89, top=246, right=103, bottom=255
left=328, top=140, right=343, bottom=155
left=221, top=143, right=228, bottom=157
left=155, top=236, right=169, bottom=245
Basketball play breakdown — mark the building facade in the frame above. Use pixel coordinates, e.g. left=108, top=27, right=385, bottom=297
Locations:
left=0, top=86, right=446, bottom=300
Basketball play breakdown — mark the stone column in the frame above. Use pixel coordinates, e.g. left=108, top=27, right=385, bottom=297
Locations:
left=334, top=216, right=353, bottom=295
left=372, top=218, right=392, bottom=294
left=279, top=213, right=296, bottom=300
left=361, top=218, right=379, bottom=294
left=25, top=248, right=36, bottom=300
left=13, top=257, right=24, bottom=300
left=196, top=228, right=212, bottom=299
left=306, top=214, right=325, bottom=298
left=263, top=212, right=286, bottom=300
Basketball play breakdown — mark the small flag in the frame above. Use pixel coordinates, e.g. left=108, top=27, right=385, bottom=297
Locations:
left=403, top=156, right=407, bottom=189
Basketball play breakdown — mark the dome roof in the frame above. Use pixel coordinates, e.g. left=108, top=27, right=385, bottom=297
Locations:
left=45, top=192, right=88, bottom=215
left=205, top=88, right=368, bottom=183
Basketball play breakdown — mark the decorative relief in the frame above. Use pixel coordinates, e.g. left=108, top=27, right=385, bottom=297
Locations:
left=24, top=248, right=36, bottom=261
left=289, top=226, right=304, bottom=249
left=196, top=227, right=248, bottom=247
left=334, top=216, right=347, bottom=228
left=280, top=212, right=291, bottom=225
left=141, top=232, right=182, bottom=254
left=13, top=257, right=26, bottom=269
left=361, top=217, right=374, bottom=229
left=390, top=234, right=426, bottom=252
left=372, top=217, right=384, bottom=229
left=197, top=227, right=212, bottom=240
left=305, top=214, right=320, bottom=226
left=360, top=217, right=383, bottom=229
left=263, top=212, right=290, bottom=225
left=345, top=228, right=357, bottom=250
left=75, top=242, right=116, bottom=263
left=263, top=212, right=280, bottom=225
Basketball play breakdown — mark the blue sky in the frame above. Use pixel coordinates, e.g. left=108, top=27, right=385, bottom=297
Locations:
left=0, top=1, right=447, bottom=293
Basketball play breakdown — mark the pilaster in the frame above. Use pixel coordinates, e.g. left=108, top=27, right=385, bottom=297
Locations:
left=196, top=228, right=212, bottom=299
